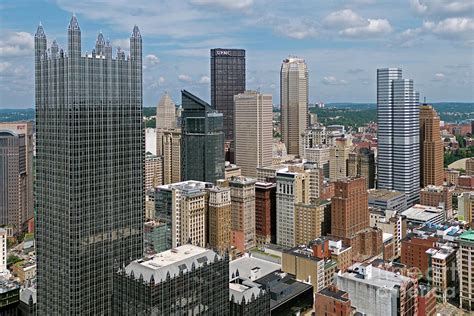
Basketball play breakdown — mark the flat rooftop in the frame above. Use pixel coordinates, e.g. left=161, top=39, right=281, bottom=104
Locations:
left=229, top=277, right=265, bottom=304
left=125, top=245, right=219, bottom=284
left=368, top=189, right=405, bottom=201
left=340, top=262, right=413, bottom=290
left=229, top=255, right=280, bottom=281
left=460, top=230, right=474, bottom=242
left=401, top=204, right=444, bottom=222
left=318, top=287, right=350, bottom=302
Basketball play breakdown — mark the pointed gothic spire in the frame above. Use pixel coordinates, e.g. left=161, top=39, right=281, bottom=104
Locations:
left=35, top=23, right=46, bottom=38
left=131, top=25, right=141, bottom=38
left=68, top=13, right=80, bottom=30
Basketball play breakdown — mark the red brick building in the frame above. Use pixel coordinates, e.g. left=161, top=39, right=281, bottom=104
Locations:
left=420, top=186, right=453, bottom=219
left=255, top=182, right=276, bottom=244
left=458, top=175, right=474, bottom=189
left=314, top=285, right=355, bottom=316
left=401, top=236, right=439, bottom=277
left=418, top=285, right=437, bottom=316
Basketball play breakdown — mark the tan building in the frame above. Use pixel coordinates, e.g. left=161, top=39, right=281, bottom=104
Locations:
left=156, top=128, right=181, bottom=184
left=426, top=245, right=457, bottom=303
left=229, top=176, right=257, bottom=253
left=458, top=192, right=473, bottom=225
left=234, top=91, right=273, bottom=177
left=156, top=92, right=176, bottom=129
left=180, top=189, right=207, bottom=247
left=347, top=147, right=375, bottom=189
left=144, top=154, right=163, bottom=192
left=420, top=105, right=444, bottom=186
left=329, top=138, right=352, bottom=181
left=0, top=122, right=34, bottom=232
left=445, top=169, right=460, bottom=186
left=294, top=200, right=328, bottom=245
left=369, top=209, right=406, bottom=258
left=12, top=260, right=36, bottom=284
left=280, top=57, right=308, bottom=156
left=420, top=185, right=453, bottom=219
left=459, top=231, right=474, bottom=311
left=224, top=163, right=241, bottom=180
left=207, top=186, right=232, bottom=253
left=466, top=157, right=474, bottom=175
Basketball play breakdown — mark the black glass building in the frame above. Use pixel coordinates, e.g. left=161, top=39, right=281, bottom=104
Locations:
left=210, top=48, right=246, bottom=145
left=181, top=90, right=225, bottom=183
left=34, top=16, right=143, bottom=314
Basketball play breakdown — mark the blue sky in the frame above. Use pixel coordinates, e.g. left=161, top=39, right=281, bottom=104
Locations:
left=0, top=0, right=473, bottom=108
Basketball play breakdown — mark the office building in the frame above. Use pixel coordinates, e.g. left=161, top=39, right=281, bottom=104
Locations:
left=234, top=91, right=272, bottom=177
left=294, top=200, right=329, bottom=245
left=418, top=285, right=437, bottom=316
left=0, top=279, right=20, bottom=315
left=458, top=192, right=473, bottom=225
left=377, top=68, right=420, bottom=206
left=181, top=90, right=225, bottom=183
left=156, top=92, right=177, bottom=129
left=369, top=209, right=406, bottom=258
left=144, top=154, right=163, bottom=191
left=0, top=122, right=34, bottom=232
left=401, top=235, right=439, bottom=276
left=280, top=58, right=308, bottom=156
left=420, top=185, right=452, bottom=219
left=420, top=104, right=443, bottom=187
left=401, top=204, right=445, bottom=226
left=459, top=230, right=474, bottom=311
left=0, top=229, right=7, bottom=275
left=466, top=157, right=474, bottom=175
left=210, top=48, right=246, bottom=149
left=255, top=182, right=276, bottom=244
left=229, top=277, right=270, bottom=315
left=144, top=220, right=168, bottom=254
left=368, top=189, right=407, bottom=212
left=225, top=163, right=241, bottom=179
left=207, top=186, right=232, bottom=253
left=229, top=176, right=257, bottom=252
left=347, top=147, right=376, bottom=189
left=426, top=245, right=457, bottom=303
left=303, top=145, right=330, bottom=177
left=336, top=263, right=418, bottom=316
left=34, top=17, right=143, bottom=314
left=276, top=166, right=310, bottom=247
left=445, top=169, right=460, bottom=186
left=329, top=138, right=351, bottom=181
left=156, top=128, right=181, bottom=184
left=114, top=245, right=229, bottom=314
left=314, top=285, right=355, bottom=316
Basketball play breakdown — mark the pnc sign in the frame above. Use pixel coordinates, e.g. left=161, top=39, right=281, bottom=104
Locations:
left=216, top=50, right=232, bottom=56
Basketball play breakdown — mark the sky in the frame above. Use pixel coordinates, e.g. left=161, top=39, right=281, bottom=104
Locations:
left=0, top=0, right=473, bottom=109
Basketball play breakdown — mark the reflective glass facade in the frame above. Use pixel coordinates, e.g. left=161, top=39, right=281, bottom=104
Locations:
left=34, top=17, right=143, bottom=314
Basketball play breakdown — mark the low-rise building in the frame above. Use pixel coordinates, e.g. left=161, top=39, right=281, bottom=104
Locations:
left=420, top=185, right=453, bottom=219
left=368, top=189, right=407, bottom=212
left=401, top=204, right=445, bottom=226
left=315, top=285, right=356, bottom=316
left=426, top=245, right=457, bottom=302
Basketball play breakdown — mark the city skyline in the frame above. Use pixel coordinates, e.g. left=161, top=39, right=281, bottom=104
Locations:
left=1, top=0, right=473, bottom=109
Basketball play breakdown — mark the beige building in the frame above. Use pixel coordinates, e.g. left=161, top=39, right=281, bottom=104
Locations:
left=294, top=200, right=329, bottom=245
left=458, top=192, right=473, bottom=225
left=369, top=209, right=406, bottom=258
left=329, top=138, right=352, bottom=181
left=156, top=128, right=181, bottom=184
left=466, top=158, right=474, bottom=175
left=156, top=92, right=176, bottom=129
left=459, top=231, right=474, bottom=311
left=180, top=189, right=207, bottom=247
left=207, top=186, right=232, bottom=253
left=427, top=245, right=457, bottom=303
left=234, top=91, right=273, bottom=177
left=280, top=57, right=308, bottom=156
left=144, top=154, right=163, bottom=192
left=229, top=176, right=257, bottom=253
left=224, top=163, right=241, bottom=180
left=347, top=148, right=375, bottom=189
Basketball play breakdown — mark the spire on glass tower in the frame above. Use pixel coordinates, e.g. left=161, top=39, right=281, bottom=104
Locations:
left=95, top=32, right=105, bottom=55
left=68, top=14, right=81, bottom=58
left=51, top=40, right=59, bottom=58
left=35, top=22, right=47, bottom=61
left=68, top=13, right=80, bottom=30
left=35, top=22, right=46, bottom=39
left=131, top=25, right=141, bottom=38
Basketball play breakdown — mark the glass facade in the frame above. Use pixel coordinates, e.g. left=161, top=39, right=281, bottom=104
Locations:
left=210, top=49, right=246, bottom=143
left=181, top=90, right=225, bottom=183
left=34, top=17, right=143, bottom=314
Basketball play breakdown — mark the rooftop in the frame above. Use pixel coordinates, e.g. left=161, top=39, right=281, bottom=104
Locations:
left=368, top=189, right=405, bottom=201
left=401, top=204, right=444, bottom=222
left=229, top=277, right=265, bottom=304
left=318, top=286, right=350, bottom=302
left=460, top=230, right=474, bottom=242
left=339, top=263, right=414, bottom=290
left=229, top=255, right=281, bottom=281
left=124, top=245, right=221, bottom=284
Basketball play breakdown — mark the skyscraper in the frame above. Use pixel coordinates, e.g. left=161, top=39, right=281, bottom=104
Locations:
left=35, top=16, right=143, bottom=314
left=377, top=68, right=420, bottom=205
left=210, top=48, right=246, bottom=160
left=181, top=90, right=225, bottom=183
left=329, top=137, right=351, bottom=181
left=156, top=92, right=177, bottom=129
left=234, top=91, right=273, bottom=177
left=156, top=128, right=181, bottom=184
left=280, top=57, right=308, bottom=156
left=419, top=104, right=443, bottom=187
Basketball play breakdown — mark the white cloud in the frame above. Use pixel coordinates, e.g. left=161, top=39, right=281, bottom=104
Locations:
left=159, top=76, right=165, bottom=85
left=0, top=31, right=34, bottom=57
left=198, top=76, right=210, bottom=84
left=274, top=19, right=319, bottom=39
left=340, top=19, right=392, bottom=37
left=145, top=54, right=160, bottom=66
left=190, top=0, right=254, bottom=10
left=178, top=74, right=193, bottom=82
left=322, top=76, right=348, bottom=85
left=410, top=0, right=473, bottom=17
left=424, top=17, right=474, bottom=39
left=433, top=73, right=446, bottom=81
left=323, top=9, right=367, bottom=29
left=112, top=38, right=130, bottom=50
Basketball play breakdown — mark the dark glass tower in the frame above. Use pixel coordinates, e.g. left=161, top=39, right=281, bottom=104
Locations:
left=210, top=48, right=246, bottom=146
left=34, top=16, right=143, bottom=314
left=181, top=90, right=225, bottom=183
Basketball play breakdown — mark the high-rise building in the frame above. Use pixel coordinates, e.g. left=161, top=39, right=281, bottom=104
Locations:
left=458, top=192, right=473, bottom=226
left=114, top=245, right=229, bottom=314
left=144, top=154, right=163, bottom=191
left=207, top=186, right=232, bottom=253
left=276, top=166, right=310, bottom=247
left=280, top=58, right=308, bottom=156
left=329, top=137, right=352, bottom=181
left=0, top=229, right=7, bottom=275
left=294, top=200, right=329, bottom=245
left=210, top=48, right=246, bottom=161
left=181, top=90, right=224, bottom=183
left=331, top=178, right=369, bottom=240
left=377, top=68, right=420, bottom=205
left=347, top=147, right=376, bottom=189
left=420, top=105, right=444, bottom=187
left=155, top=92, right=177, bottom=129
left=34, top=17, right=143, bottom=314
left=234, top=91, right=273, bottom=177
left=0, top=122, right=33, bottom=233
left=255, top=182, right=276, bottom=244
left=229, top=176, right=257, bottom=252
left=156, top=128, right=181, bottom=184
left=459, top=230, right=474, bottom=311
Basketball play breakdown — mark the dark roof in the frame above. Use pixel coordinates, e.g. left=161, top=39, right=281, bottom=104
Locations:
left=318, top=287, right=349, bottom=302
left=181, top=90, right=213, bottom=111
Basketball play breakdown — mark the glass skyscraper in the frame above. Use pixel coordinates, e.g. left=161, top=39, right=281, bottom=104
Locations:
left=181, top=90, right=225, bottom=183
left=377, top=68, right=420, bottom=206
left=210, top=48, right=246, bottom=161
left=34, top=16, right=143, bottom=314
